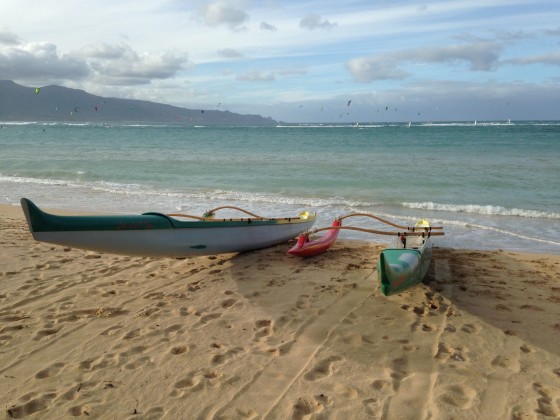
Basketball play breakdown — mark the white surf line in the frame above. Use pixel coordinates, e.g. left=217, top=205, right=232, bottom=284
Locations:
left=464, top=223, right=560, bottom=246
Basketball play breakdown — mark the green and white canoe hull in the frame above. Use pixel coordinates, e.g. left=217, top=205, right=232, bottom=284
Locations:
left=377, top=235, right=432, bottom=296
left=21, top=198, right=316, bottom=258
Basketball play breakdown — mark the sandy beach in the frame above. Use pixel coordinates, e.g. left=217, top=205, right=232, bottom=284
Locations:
left=1, top=203, right=559, bottom=419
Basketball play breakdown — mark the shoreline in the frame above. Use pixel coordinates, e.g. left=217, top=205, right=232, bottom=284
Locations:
left=1, top=203, right=560, bottom=418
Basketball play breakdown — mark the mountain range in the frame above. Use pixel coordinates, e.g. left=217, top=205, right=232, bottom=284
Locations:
left=0, top=80, right=277, bottom=125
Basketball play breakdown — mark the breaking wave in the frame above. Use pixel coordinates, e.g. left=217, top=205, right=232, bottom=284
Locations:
left=402, top=202, right=560, bottom=219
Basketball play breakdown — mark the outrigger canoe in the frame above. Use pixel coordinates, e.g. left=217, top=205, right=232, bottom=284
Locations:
left=20, top=198, right=316, bottom=258
left=377, top=219, right=434, bottom=296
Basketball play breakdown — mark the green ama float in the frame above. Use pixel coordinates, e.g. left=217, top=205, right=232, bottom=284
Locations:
left=21, top=198, right=315, bottom=258
left=377, top=219, right=435, bottom=296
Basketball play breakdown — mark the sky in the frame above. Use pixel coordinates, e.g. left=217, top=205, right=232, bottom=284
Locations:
left=1, top=0, right=559, bottom=123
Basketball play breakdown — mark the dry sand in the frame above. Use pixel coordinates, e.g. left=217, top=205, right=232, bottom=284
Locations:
left=1, top=203, right=559, bottom=419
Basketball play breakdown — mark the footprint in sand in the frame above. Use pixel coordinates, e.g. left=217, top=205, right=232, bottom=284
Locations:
left=211, top=346, right=245, bottom=366
left=33, top=327, right=61, bottom=341
left=296, top=294, right=311, bottom=309
left=253, top=319, right=274, bottom=342
left=439, top=384, right=477, bottom=409
left=422, top=323, right=436, bottom=332
left=371, top=379, right=393, bottom=393
left=171, top=370, right=223, bottom=397
left=162, top=324, right=184, bottom=339
left=117, top=346, right=150, bottom=369
left=461, top=323, right=480, bottom=334
left=169, top=345, right=189, bottom=355
left=67, top=404, right=92, bottom=417
left=99, top=324, right=122, bottom=336
left=435, top=342, right=467, bottom=362
left=520, top=344, right=533, bottom=354
left=342, top=311, right=361, bottom=325
left=520, top=304, right=544, bottom=312
left=121, top=327, right=148, bottom=340
left=221, top=298, right=236, bottom=308
left=277, top=340, right=296, bottom=356
left=7, top=392, right=57, bottom=418
left=194, top=312, right=222, bottom=327
left=304, top=355, right=342, bottom=381
left=363, top=397, right=382, bottom=417
left=389, top=357, right=412, bottom=391
left=533, top=382, right=560, bottom=417
left=495, top=304, right=512, bottom=311
left=491, top=354, right=519, bottom=371
left=172, top=372, right=203, bottom=394
left=35, top=362, right=65, bottom=379
left=340, top=333, right=363, bottom=347
left=292, top=396, right=324, bottom=419
left=90, top=353, right=119, bottom=370
left=124, top=355, right=151, bottom=370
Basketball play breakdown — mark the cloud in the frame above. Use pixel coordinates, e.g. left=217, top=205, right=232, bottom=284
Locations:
left=218, top=48, right=244, bottom=58
left=0, top=28, right=20, bottom=46
left=197, top=1, right=249, bottom=31
left=346, top=58, right=409, bottom=82
left=0, top=35, right=190, bottom=87
left=0, top=41, right=89, bottom=81
left=347, top=41, right=502, bottom=82
left=260, top=21, right=277, bottom=31
left=506, top=52, right=560, bottom=66
left=76, top=43, right=191, bottom=86
left=299, top=14, right=337, bottom=31
left=236, top=70, right=275, bottom=81
left=544, top=26, right=560, bottom=36
left=415, top=42, right=502, bottom=71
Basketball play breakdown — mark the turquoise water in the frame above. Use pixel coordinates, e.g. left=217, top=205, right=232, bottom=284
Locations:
left=1, top=121, right=559, bottom=253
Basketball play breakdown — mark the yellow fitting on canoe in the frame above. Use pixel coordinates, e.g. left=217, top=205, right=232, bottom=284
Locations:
left=298, top=211, right=310, bottom=220
left=415, top=218, right=430, bottom=228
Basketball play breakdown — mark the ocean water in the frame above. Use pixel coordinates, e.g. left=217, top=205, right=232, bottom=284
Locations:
left=1, top=121, right=559, bottom=253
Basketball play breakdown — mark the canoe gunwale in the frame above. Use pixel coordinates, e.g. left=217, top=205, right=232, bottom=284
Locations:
left=21, top=198, right=315, bottom=233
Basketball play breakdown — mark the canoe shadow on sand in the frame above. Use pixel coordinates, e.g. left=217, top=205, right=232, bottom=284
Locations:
left=226, top=243, right=560, bottom=359
left=425, top=248, right=560, bottom=357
